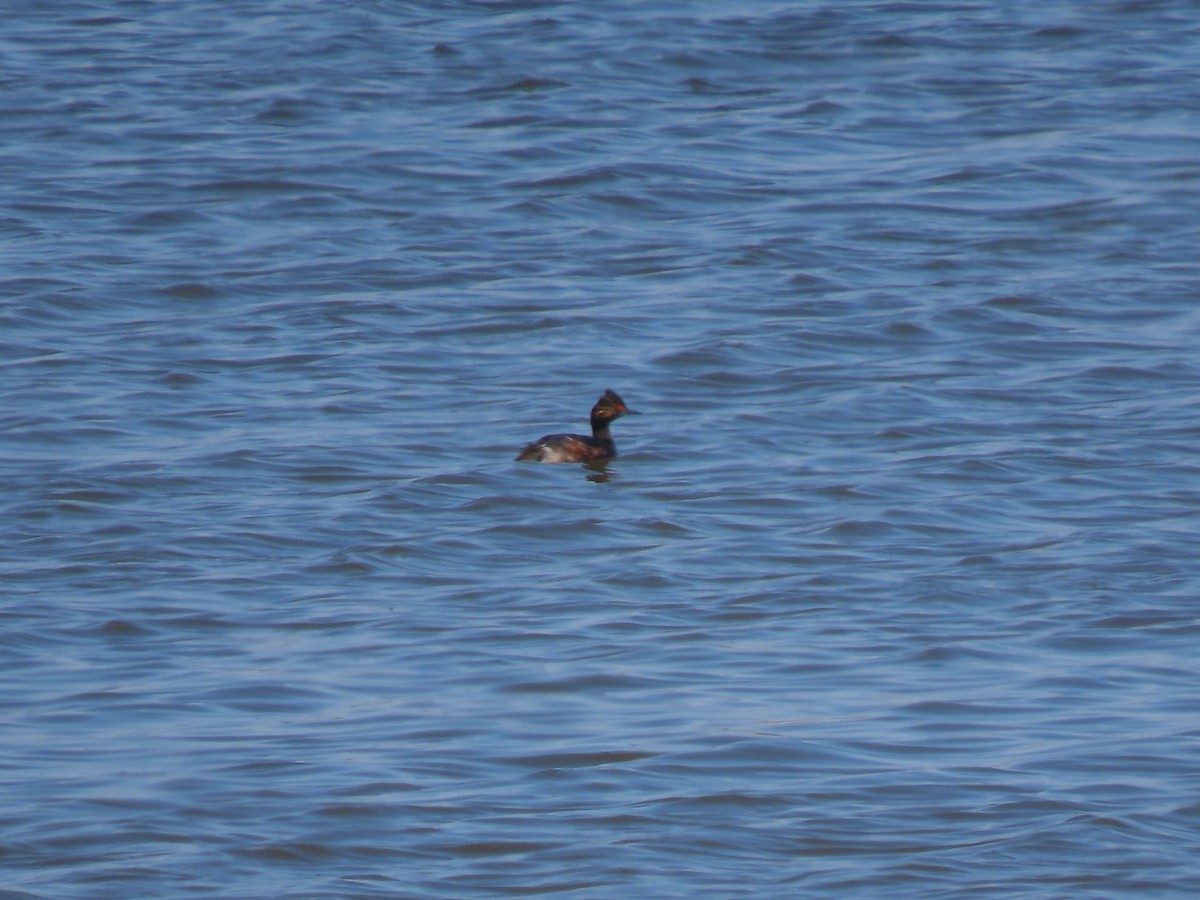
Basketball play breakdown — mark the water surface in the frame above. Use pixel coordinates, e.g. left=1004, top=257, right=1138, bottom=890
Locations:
left=3, top=1, right=1200, bottom=896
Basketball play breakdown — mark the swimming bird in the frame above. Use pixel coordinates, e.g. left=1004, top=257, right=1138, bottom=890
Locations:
left=516, top=389, right=637, bottom=463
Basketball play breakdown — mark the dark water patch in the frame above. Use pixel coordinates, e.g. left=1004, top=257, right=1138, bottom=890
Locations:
left=160, top=282, right=222, bottom=299
left=500, top=750, right=653, bottom=770
left=465, top=76, right=570, bottom=100
left=79, top=619, right=158, bottom=639
left=465, top=113, right=542, bottom=129
left=191, top=178, right=338, bottom=196
left=123, top=208, right=211, bottom=230
left=503, top=673, right=662, bottom=694
left=254, top=97, right=317, bottom=124
left=1032, top=25, right=1089, bottom=41
left=436, top=839, right=563, bottom=857
left=235, top=841, right=341, bottom=863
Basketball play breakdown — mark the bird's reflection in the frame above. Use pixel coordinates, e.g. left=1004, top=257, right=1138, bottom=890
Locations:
left=584, top=461, right=614, bottom=483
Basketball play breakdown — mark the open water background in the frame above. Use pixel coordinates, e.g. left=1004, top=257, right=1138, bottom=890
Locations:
left=4, top=1, right=1200, bottom=896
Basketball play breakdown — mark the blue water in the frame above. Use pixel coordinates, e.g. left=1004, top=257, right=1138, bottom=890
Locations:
left=4, top=1, right=1200, bottom=896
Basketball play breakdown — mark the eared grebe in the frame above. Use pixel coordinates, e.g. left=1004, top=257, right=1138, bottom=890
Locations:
left=516, top=389, right=637, bottom=463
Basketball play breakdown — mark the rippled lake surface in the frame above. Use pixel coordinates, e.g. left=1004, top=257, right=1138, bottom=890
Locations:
left=4, top=1, right=1200, bottom=896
